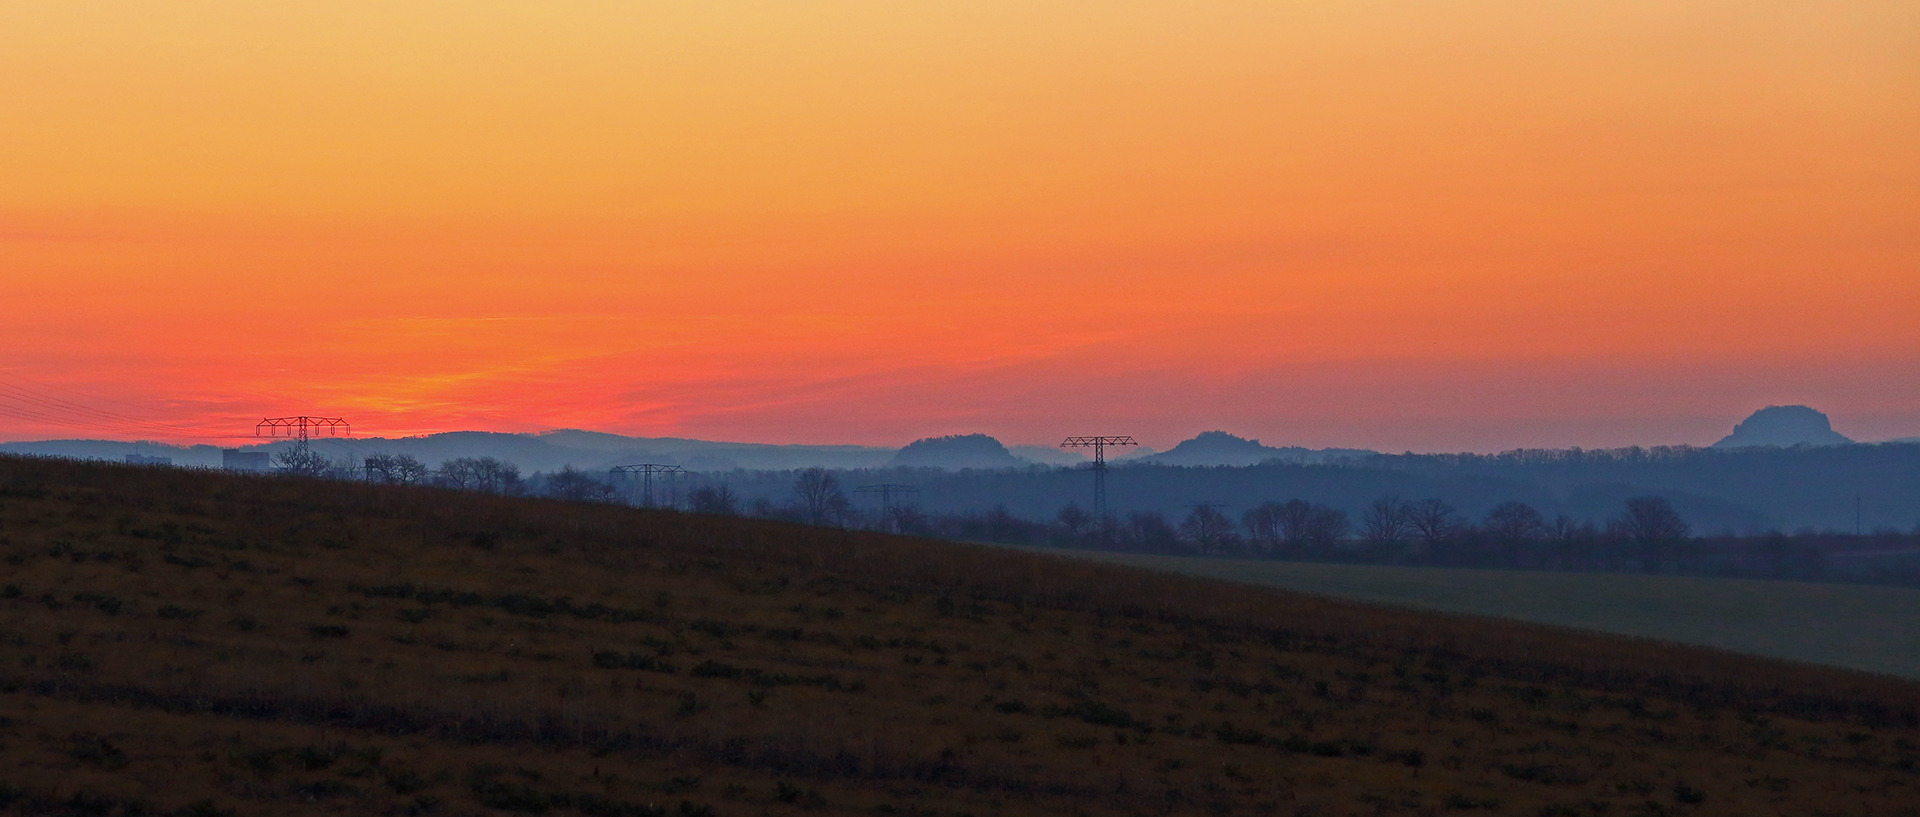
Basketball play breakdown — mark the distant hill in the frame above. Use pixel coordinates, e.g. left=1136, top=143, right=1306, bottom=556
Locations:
left=1007, top=444, right=1088, bottom=466
left=0, top=429, right=896, bottom=474
left=1713, top=405, right=1853, bottom=448
left=1142, top=430, right=1375, bottom=466
left=2, top=455, right=1914, bottom=816
left=888, top=433, right=1022, bottom=469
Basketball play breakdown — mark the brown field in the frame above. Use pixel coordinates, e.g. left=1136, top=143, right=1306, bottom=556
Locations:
left=1, top=456, right=1917, bottom=817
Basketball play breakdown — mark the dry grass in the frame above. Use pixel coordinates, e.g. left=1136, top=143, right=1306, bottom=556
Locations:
left=1, top=455, right=1918, bottom=817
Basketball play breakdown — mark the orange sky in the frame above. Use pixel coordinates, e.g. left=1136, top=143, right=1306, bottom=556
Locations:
left=3, top=1, right=1917, bottom=451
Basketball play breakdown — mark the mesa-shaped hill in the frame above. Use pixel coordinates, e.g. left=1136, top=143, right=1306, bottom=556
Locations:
left=1142, top=431, right=1375, bottom=466
left=1, top=455, right=1917, bottom=816
left=1712, top=405, right=1853, bottom=449
left=888, top=434, right=1023, bottom=470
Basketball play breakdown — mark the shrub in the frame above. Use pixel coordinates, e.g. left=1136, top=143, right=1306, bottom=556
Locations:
left=1041, top=700, right=1135, bottom=728
left=73, top=592, right=123, bottom=615
left=591, top=651, right=676, bottom=674
left=70, top=735, right=129, bottom=769
left=1213, top=722, right=1265, bottom=745
left=689, top=660, right=743, bottom=679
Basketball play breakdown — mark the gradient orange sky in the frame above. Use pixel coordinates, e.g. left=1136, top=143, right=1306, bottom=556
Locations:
left=4, top=1, right=1917, bottom=451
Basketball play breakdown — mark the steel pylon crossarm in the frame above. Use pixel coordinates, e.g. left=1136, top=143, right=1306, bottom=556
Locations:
left=255, top=416, right=350, bottom=441
left=1059, top=435, right=1136, bottom=521
left=609, top=463, right=686, bottom=508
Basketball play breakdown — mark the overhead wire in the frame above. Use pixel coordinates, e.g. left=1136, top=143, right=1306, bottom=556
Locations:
left=0, top=372, right=335, bottom=444
left=0, top=375, right=246, bottom=440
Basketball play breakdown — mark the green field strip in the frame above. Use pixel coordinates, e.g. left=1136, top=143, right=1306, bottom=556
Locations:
left=1024, top=549, right=1920, bottom=680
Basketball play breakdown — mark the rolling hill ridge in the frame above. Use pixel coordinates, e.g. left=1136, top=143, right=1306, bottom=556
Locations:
left=1, top=455, right=1917, bottom=816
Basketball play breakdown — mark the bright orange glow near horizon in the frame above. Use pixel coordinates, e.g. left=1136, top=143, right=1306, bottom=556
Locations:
left=4, top=1, right=1917, bottom=451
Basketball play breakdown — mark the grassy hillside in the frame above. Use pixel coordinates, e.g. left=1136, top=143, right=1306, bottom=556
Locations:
left=1021, top=552, right=1920, bottom=680
left=2, top=456, right=1918, bottom=817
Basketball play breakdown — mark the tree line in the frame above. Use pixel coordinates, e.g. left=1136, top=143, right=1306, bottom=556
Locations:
left=271, top=454, right=1920, bottom=588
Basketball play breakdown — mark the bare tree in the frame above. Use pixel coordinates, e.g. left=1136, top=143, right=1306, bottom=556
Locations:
left=1616, top=495, right=1690, bottom=573
left=1407, top=498, right=1457, bottom=547
left=688, top=484, right=739, bottom=515
left=1617, top=496, right=1690, bottom=542
left=1264, top=499, right=1347, bottom=550
left=1242, top=502, right=1285, bottom=553
left=1276, top=499, right=1318, bottom=549
left=1484, top=501, right=1546, bottom=543
left=1304, top=504, right=1350, bottom=549
left=890, top=505, right=931, bottom=536
left=275, top=445, right=332, bottom=478
left=793, top=467, right=848, bottom=526
left=437, top=458, right=481, bottom=490
left=546, top=466, right=615, bottom=503
left=1056, top=503, right=1091, bottom=539
left=364, top=454, right=429, bottom=486
left=1180, top=505, right=1239, bottom=554
left=1124, top=511, right=1180, bottom=552
left=392, top=455, right=430, bottom=486
left=1362, top=495, right=1412, bottom=549
left=364, top=454, right=398, bottom=484
left=438, top=457, right=522, bottom=495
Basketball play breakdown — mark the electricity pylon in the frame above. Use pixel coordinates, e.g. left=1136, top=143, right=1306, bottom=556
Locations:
left=256, top=416, right=350, bottom=463
left=610, top=463, right=685, bottom=508
left=1059, top=436, right=1135, bottom=521
left=256, top=416, right=350, bottom=442
left=855, top=483, right=919, bottom=532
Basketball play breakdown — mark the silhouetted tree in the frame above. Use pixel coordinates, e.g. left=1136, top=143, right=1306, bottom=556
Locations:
left=546, top=466, right=615, bottom=503
left=1056, top=503, right=1091, bottom=540
left=1408, top=498, right=1458, bottom=549
left=792, top=467, right=848, bottom=526
left=1243, top=502, right=1285, bottom=554
left=438, top=457, right=522, bottom=495
left=1303, top=504, right=1351, bottom=550
left=275, top=445, right=331, bottom=478
left=688, top=484, right=739, bottom=516
left=362, top=453, right=430, bottom=485
left=1485, top=501, right=1546, bottom=543
left=1124, top=511, right=1181, bottom=553
left=1276, top=499, right=1318, bottom=550
left=1362, top=495, right=1412, bottom=554
left=1618, top=495, right=1690, bottom=542
left=1270, top=499, right=1347, bottom=552
left=1616, top=495, right=1690, bottom=573
left=1180, top=505, right=1239, bottom=554
left=981, top=504, right=1038, bottom=543
left=891, top=505, right=932, bottom=536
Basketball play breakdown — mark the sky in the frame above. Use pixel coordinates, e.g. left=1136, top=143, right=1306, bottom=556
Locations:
left=3, top=1, right=1917, bottom=452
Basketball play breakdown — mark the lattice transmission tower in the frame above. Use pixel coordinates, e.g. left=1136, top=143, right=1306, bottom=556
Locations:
left=256, top=416, right=350, bottom=443
left=1059, top=435, right=1135, bottom=521
left=855, top=483, right=918, bottom=533
left=253, top=416, right=351, bottom=475
left=610, top=463, right=685, bottom=508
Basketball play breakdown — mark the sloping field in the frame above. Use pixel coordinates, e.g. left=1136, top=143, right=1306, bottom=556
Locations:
left=1032, top=551, right=1920, bottom=679
left=3, top=456, right=1919, bottom=816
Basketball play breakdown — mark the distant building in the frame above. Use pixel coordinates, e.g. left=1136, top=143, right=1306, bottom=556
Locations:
left=222, top=449, right=271, bottom=471
left=124, top=454, right=172, bottom=466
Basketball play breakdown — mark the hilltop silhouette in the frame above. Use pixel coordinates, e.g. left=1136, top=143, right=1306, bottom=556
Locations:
left=1713, top=405, right=1853, bottom=449
left=888, top=433, right=1023, bottom=469
left=1142, top=430, right=1375, bottom=466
